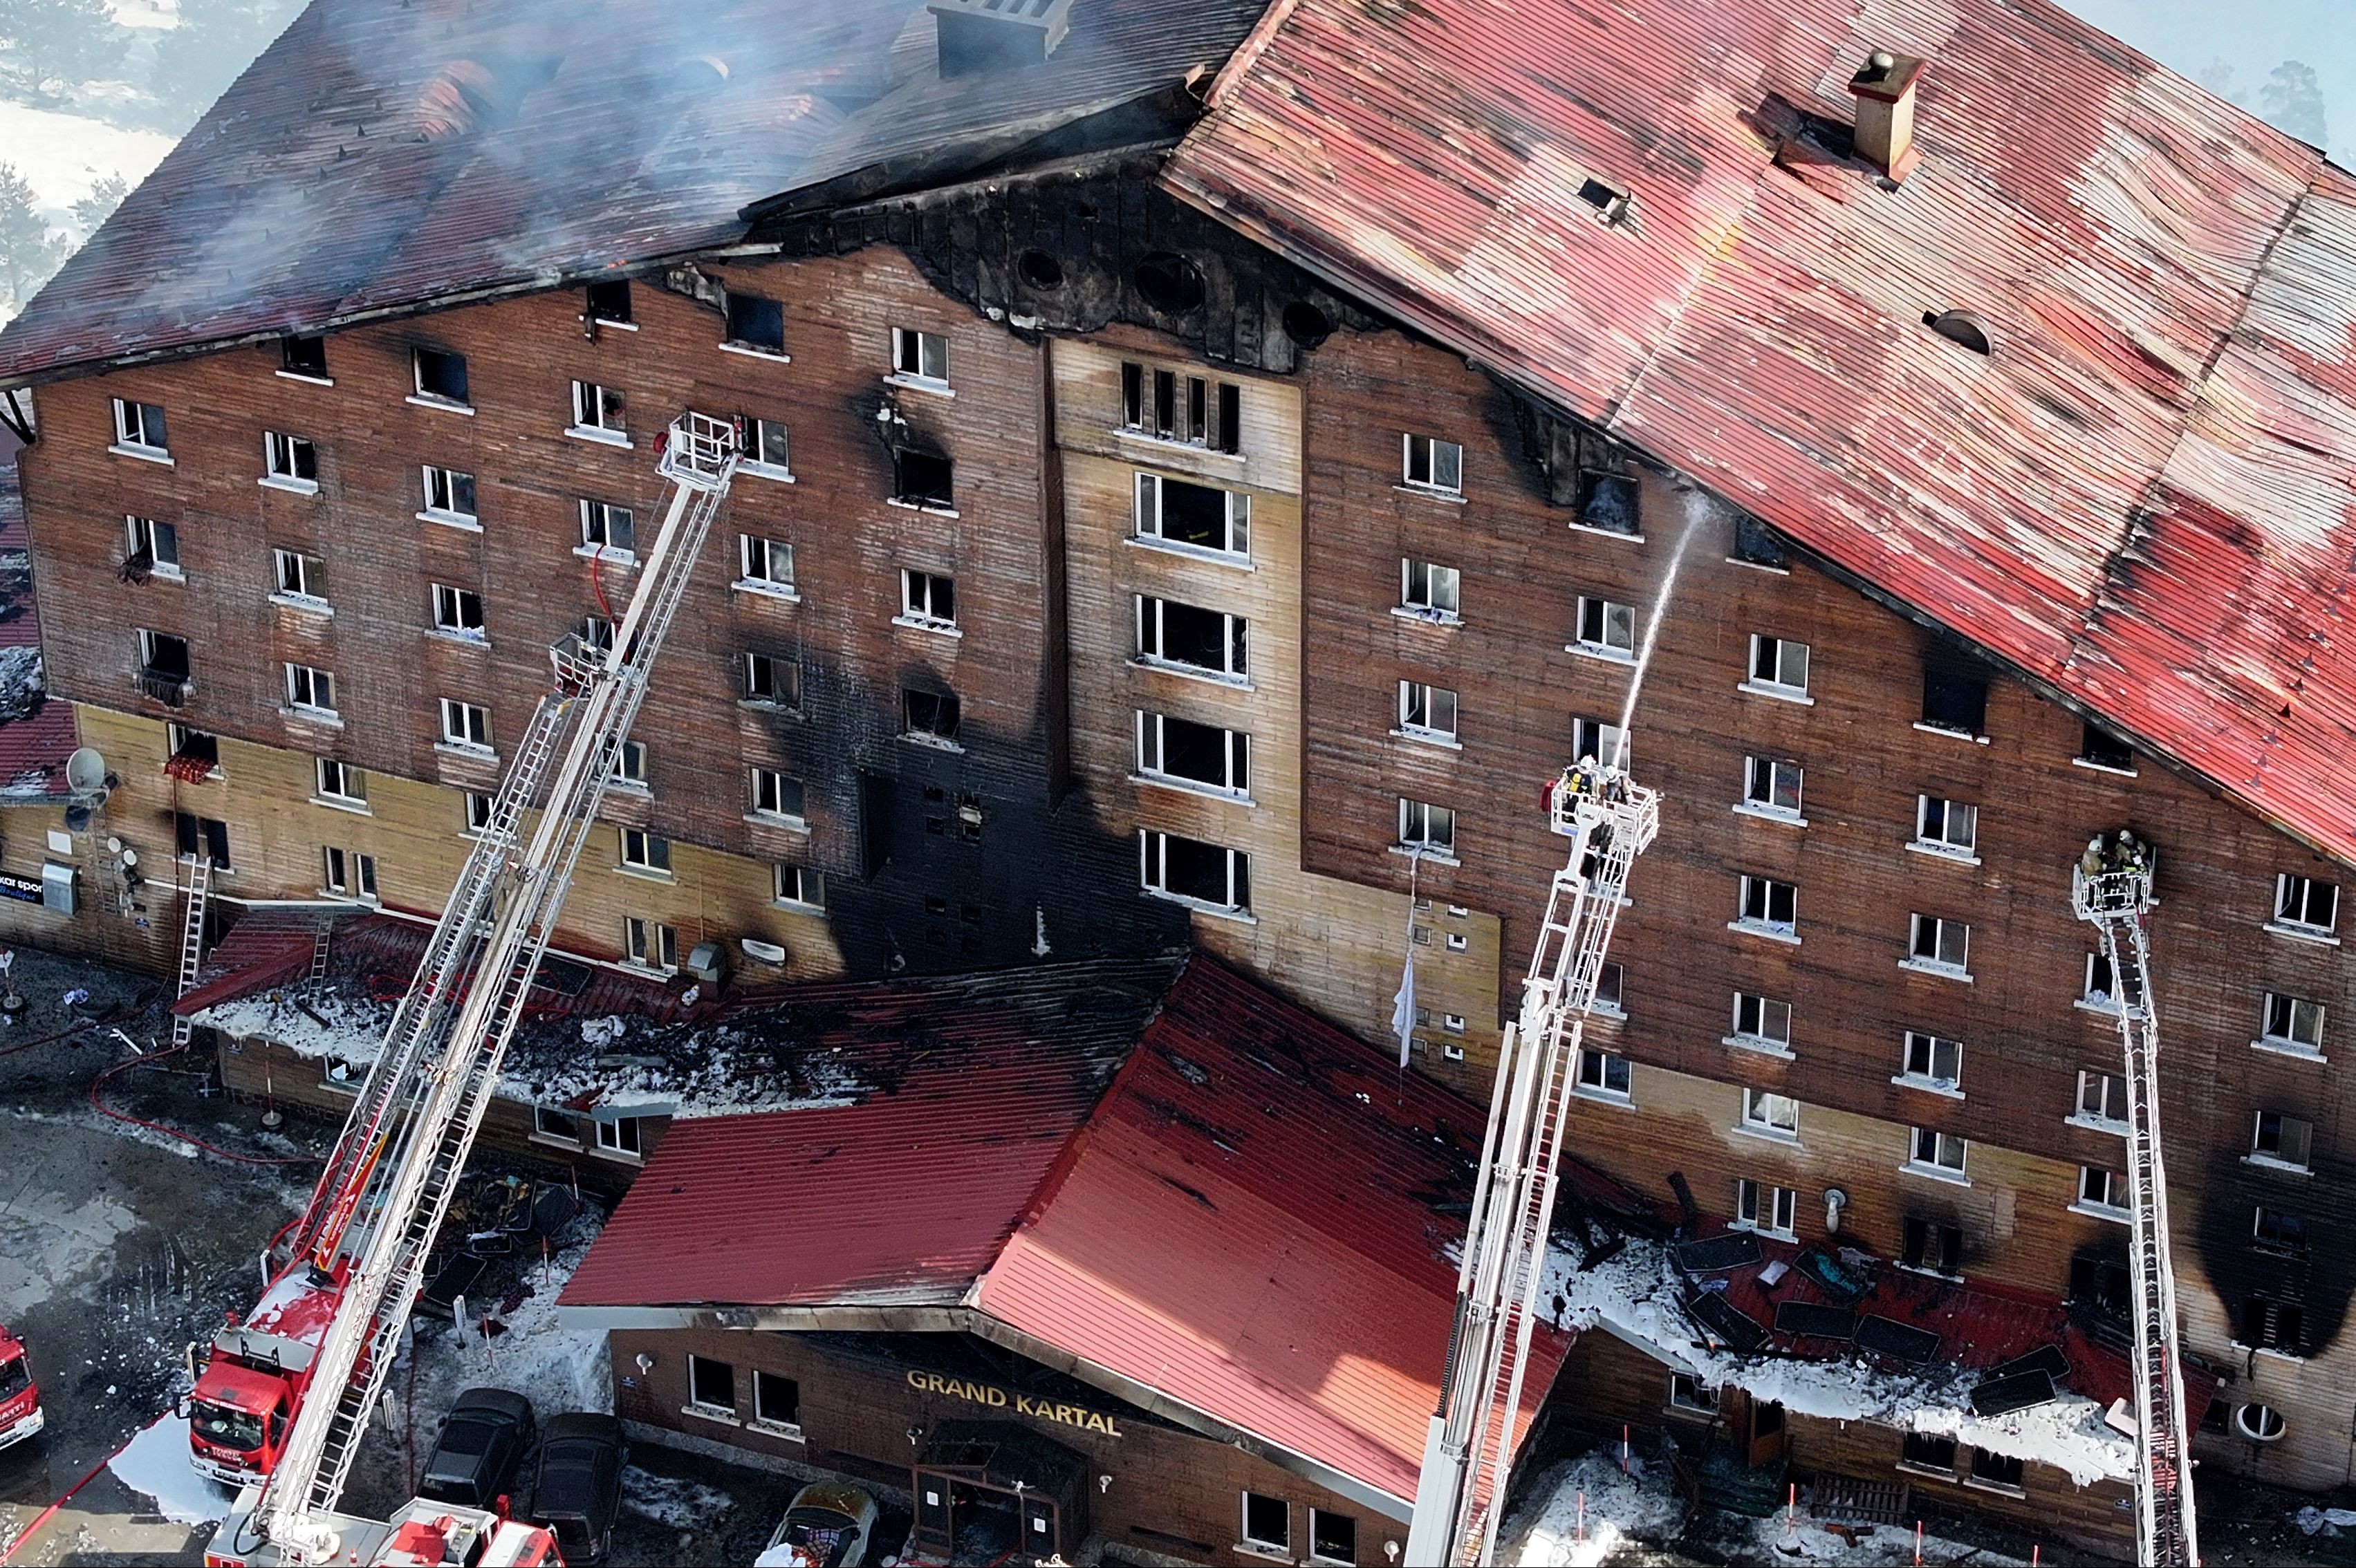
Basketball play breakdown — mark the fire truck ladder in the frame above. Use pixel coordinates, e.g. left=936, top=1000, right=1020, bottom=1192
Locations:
left=169, top=855, right=213, bottom=1049
left=2071, top=847, right=2199, bottom=1568
left=1407, top=767, right=1660, bottom=1567
left=252, top=414, right=741, bottom=1562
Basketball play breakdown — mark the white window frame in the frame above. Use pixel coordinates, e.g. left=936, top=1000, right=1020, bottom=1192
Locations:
left=1400, top=558, right=1462, bottom=623
left=1573, top=1047, right=1631, bottom=1103
left=1734, top=1178, right=1798, bottom=1238
left=1138, top=829, right=1252, bottom=916
left=530, top=1104, right=582, bottom=1148
left=620, top=917, right=676, bottom=976
left=1669, top=1374, right=1718, bottom=1415
left=578, top=498, right=636, bottom=561
left=420, top=464, right=478, bottom=525
left=742, top=416, right=791, bottom=476
left=1897, top=1031, right=1963, bottom=1095
left=314, top=757, right=366, bottom=808
left=2251, top=1110, right=2313, bottom=1173
left=619, top=828, right=671, bottom=877
left=1728, top=992, right=1793, bottom=1056
left=743, top=652, right=800, bottom=710
left=889, top=326, right=950, bottom=387
left=1914, top=795, right=1978, bottom=858
left=750, top=767, right=806, bottom=828
left=438, top=698, right=493, bottom=754
left=2072, top=1070, right=2127, bottom=1132
left=1306, top=1509, right=1356, bottom=1568
left=2075, top=1165, right=2128, bottom=1219
left=736, top=534, right=797, bottom=598
left=898, top=568, right=958, bottom=631
left=1573, top=717, right=1627, bottom=769
left=1740, top=1088, right=1799, bottom=1141
left=284, top=662, right=336, bottom=718
left=568, top=380, right=628, bottom=442
left=1134, top=472, right=1251, bottom=560
left=111, top=397, right=169, bottom=457
left=1743, top=633, right=1812, bottom=700
left=594, top=1112, right=647, bottom=1161
left=410, top=348, right=470, bottom=410
left=463, top=792, right=494, bottom=837
left=1572, top=595, right=1635, bottom=661
left=2258, top=992, right=2326, bottom=1057
left=2272, top=873, right=2339, bottom=938
left=1906, top=913, right=1972, bottom=978
left=1398, top=798, right=1457, bottom=858
left=273, top=548, right=326, bottom=606
left=1733, top=875, right=1797, bottom=941
left=1401, top=432, right=1464, bottom=496
left=1135, top=595, right=1248, bottom=683
left=1135, top=711, right=1250, bottom=799
left=431, top=583, right=485, bottom=640
left=1738, top=756, right=1803, bottom=823
left=609, top=739, right=649, bottom=790
left=1905, top=1126, right=1969, bottom=1181
left=262, top=430, right=319, bottom=492
left=1239, top=1492, right=1290, bottom=1556
left=773, top=864, right=826, bottom=911
left=1396, top=680, right=1459, bottom=744
left=125, top=514, right=180, bottom=578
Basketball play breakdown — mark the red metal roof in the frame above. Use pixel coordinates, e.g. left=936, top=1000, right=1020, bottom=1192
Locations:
left=565, top=955, right=1564, bottom=1504
left=1166, top=0, right=2356, bottom=864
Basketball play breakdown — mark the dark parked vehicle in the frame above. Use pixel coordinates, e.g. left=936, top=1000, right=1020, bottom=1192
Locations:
left=418, top=1386, right=537, bottom=1508
left=527, top=1412, right=626, bottom=1564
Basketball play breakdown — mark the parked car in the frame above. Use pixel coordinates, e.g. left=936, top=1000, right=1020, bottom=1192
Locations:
left=418, top=1387, right=537, bottom=1509
left=526, top=1412, right=625, bottom=1564
left=754, top=1481, right=878, bottom=1568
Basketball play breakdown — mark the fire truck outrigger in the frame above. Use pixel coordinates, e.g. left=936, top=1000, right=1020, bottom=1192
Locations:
left=196, top=413, right=741, bottom=1565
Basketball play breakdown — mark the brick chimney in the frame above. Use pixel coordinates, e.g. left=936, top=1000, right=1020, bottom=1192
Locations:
left=1846, top=50, right=1926, bottom=182
left=929, top=0, right=1075, bottom=77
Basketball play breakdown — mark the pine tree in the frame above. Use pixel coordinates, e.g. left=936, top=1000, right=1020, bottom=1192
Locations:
left=0, top=164, right=66, bottom=309
left=70, top=175, right=127, bottom=236
left=0, top=0, right=125, bottom=99
left=2258, top=62, right=2330, bottom=149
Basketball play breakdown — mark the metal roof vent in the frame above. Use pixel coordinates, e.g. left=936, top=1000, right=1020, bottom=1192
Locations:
left=928, top=0, right=1074, bottom=77
left=1846, top=50, right=1925, bottom=183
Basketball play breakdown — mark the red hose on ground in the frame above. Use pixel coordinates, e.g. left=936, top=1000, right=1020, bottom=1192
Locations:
left=0, top=1439, right=127, bottom=1566
left=0, top=1019, right=97, bottom=1059
left=88, top=1043, right=319, bottom=1167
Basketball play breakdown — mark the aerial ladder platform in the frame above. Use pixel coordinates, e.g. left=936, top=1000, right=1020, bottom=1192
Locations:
left=1407, top=762, right=1660, bottom=1567
left=2071, top=833, right=2200, bottom=1568
left=205, top=413, right=741, bottom=1567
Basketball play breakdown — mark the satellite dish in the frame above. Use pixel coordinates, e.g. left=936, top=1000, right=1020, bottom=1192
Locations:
left=66, top=748, right=109, bottom=796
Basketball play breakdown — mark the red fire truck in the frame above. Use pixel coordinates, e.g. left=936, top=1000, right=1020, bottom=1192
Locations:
left=186, top=1263, right=343, bottom=1486
left=0, top=1323, right=41, bottom=1453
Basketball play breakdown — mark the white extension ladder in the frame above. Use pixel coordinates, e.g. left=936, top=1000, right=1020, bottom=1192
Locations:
left=169, top=855, right=212, bottom=1049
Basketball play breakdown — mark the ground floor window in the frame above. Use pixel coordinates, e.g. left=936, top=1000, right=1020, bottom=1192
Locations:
left=1308, top=1508, right=1356, bottom=1565
left=1241, top=1492, right=1289, bottom=1553
left=532, top=1105, right=580, bottom=1146
left=1967, top=1448, right=2025, bottom=1491
left=752, top=1369, right=799, bottom=1429
left=1899, top=1432, right=1956, bottom=1474
left=687, top=1354, right=734, bottom=1413
left=593, top=1116, right=642, bottom=1161
left=1669, top=1374, right=1717, bottom=1414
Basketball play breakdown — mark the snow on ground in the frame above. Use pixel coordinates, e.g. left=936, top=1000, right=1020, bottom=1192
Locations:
left=0, top=98, right=174, bottom=222
left=1543, top=1238, right=2135, bottom=1486
left=13, top=1104, right=200, bottom=1159
left=403, top=1220, right=614, bottom=1429
left=621, top=1467, right=739, bottom=1531
left=109, top=1412, right=235, bottom=1526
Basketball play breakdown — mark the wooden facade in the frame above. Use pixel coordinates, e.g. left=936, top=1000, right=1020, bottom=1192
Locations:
left=11, top=163, right=2356, bottom=1500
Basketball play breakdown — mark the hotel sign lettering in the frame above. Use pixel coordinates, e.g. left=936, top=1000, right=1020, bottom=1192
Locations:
left=905, top=1370, right=1125, bottom=1438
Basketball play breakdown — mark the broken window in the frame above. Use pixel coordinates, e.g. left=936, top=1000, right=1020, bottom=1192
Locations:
left=892, top=449, right=954, bottom=510
left=1746, top=634, right=1810, bottom=696
left=1401, top=559, right=1461, bottom=621
left=259, top=433, right=317, bottom=493
left=685, top=1355, right=733, bottom=1410
left=752, top=1370, right=799, bottom=1428
left=1120, top=362, right=1243, bottom=453
left=1575, top=1049, right=1631, bottom=1099
left=2076, top=1070, right=2126, bottom=1126
left=611, top=740, right=648, bottom=787
left=1135, top=472, right=1249, bottom=557
left=1669, top=1374, right=1718, bottom=1414
left=135, top=631, right=193, bottom=707
left=2242, top=1294, right=2304, bottom=1354
left=584, top=279, right=631, bottom=326
left=1136, top=711, right=1248, bottom=795
left=1900, top=1432, right=1957, bottom=1474
left=579, top=499, right=634, bottom=556
left=2274, top=874, right=2338, bottom=935
left=463, top=792, right=494, bottom=834
left=1908, top=1126, right=1967, bottom=1175
left=1967, top=1449, right=2023, bottom=1491
left=1139, top=829, right=1250, bottom=913
left=2252, top=1110, right=2314, bottom=1170
left=1307, top=1511, right=1355, bottom=1568
left=1574, top=596, right=1635, bottom=658
left=900, top=570, right=956, bottom=628
left=1398, top=798, right=1456, bottom=856
left=1731, top=992, right=1792, bottom=1052
left=890, top=326, right=948, bottom=385
left=1736, top=875, right=1797, bottom=937
left=280, top=335, right=328, bottom=377
left=2259, top=993, right=2324, bottom=1054
left=619, top=829, right=670, bottom=874
left=1915, top=796, right=1977, bottom=855
left=431, top=584, right=483, bottom=638
left=1743, top=757, right=1803, bottom=818
left=112, top=398, right=167, bottom=453
left=283, top=661, right=334, bottom=715
left=774, top=864, right=825, bottom=909
left=1136, top=595, right=1247, bottom=680
left=1900, top=1032, right=1961, bottom=1090
left=2077, top=1166, right=2126, bottom=1212
left=1402, top=433, right=1463, bottom=495
left=743, top=652, right=801, bottom=709
left=739, top=534, right=795, bottom=591
left=1732, top=514, right=1786, bottom=568
left=1573, top=716, right=1626, bottom=769
left=2084, top=952, right=2144, bottom=1012
left=621, top=917, right=676, bottom=976
left=1577, top=470, right=1640, bottom=535
left=273, top=549, right=326, bottom=604
left=570, top=382, right=626, bottom=438
left=1908, top=913, right=1969, bottom=974
left=532, top=1105, right=579, bottom=1146
left=1921, top=662, right=1989, bottom=737
left=1742, top=1088, right=1799, bottom=1137
left=124, top=515, right=178, bottom=577
left=1902, top=1217, right=1962, bottom=1275
left=166, top=725, right=219, bottom=774
left=2070, top=1252, right=2131, bottom=1317
left=743, top=416, right=789, bottom=471
left=422, top=465, right=477, bottom=521
left=1735, top=1177, right=1796, bottom=1236
left=902, top=688, right=962, bottom=746
left=315, top=758, right=364, bottom=805
left=1398, top=680, right=1458, bottom=742
left=725, top=292, right=785, bottom=354
left=411, top=348, right=469, bottom=406
left=439, top=698, right=492, bottom=752
left=2078, top=720, right=2134, bottom=772
left=173, top=812, right=232, bottom=868
left=750, top=767, right=806, bottom=823
left=1241, top=1494, right=1290, bottom=1554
